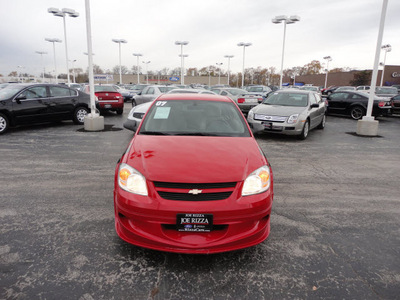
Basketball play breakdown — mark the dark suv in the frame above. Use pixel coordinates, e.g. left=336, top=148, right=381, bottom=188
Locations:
left=0, top=83, right=90, bottom=134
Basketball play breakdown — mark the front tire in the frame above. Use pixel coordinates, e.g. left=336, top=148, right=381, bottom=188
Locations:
left=73, top=107, right=89, bottom=125
left=0, top=113, right=10, bottom=134
left=350, top=106, right=365, bottom=120
left=116, top=108, right=123, bottom=115
left=132, top=100, right=136, bottom=107
left=298, top=120, right=310, bottom=140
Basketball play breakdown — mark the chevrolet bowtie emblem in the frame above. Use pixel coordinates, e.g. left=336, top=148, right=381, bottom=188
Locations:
left=188, top=189, right=202, bottom=195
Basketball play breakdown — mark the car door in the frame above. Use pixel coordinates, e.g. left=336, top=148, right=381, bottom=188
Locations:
left=308, top=93, right=324, bottom=129
left=135, top=87, right=155, bottom=105
left=12, top=85, right=51, bottom=124
left=327, top=92, right=349, bottom=114
left=48, top=85, right=77, bottom=120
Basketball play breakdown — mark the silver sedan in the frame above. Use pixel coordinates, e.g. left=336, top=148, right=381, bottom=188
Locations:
left=247, top=90, right=326, bottom=140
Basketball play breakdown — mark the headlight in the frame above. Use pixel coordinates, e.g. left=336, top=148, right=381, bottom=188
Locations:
left=242, top=165, right=271, bottom=196
left=287, top=114, right=299, bottom=124
left=118, top=163, right=148, bottom=196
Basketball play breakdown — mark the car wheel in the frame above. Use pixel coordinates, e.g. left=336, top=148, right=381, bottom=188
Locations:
left=73, top=107, right=89, bottom=125
left=350, top=106, right=365, bottom=120
left=0, top=113, right=10, bottom=134
left=299, top=120, right=310, bottom=140
left=116, top=108, right=123, bottom=115
left=317, top=114, right=326, bottom=129
left=132, top=100, right=136, bottom=107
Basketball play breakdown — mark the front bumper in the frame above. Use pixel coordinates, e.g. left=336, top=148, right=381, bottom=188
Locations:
left=114, top=181, right=273, bottom=254
left=248, top=118, right=305, bottom=136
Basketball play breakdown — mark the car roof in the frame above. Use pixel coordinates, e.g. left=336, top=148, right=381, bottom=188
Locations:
left=273, top=89, right=313, bottom=95
left=156, top=93, right=233, bottom=103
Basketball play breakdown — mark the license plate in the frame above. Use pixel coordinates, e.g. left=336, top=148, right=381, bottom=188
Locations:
left=263, top=123, right=282, bottom=131
left=245, top=98, right=258, bottom=103
left=177, top=213, right=213, bottom=232
left=104, top=104, right=112, bottom=108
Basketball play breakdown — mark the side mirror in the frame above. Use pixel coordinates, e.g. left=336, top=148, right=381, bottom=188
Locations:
left=15, top=95, right=26, bottom=103
left=310, top=103, right=319, bottom=108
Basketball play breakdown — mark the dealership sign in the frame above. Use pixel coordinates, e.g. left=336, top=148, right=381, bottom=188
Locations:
left=94, top=74, right=113, bottom=81
left=169, top=76, right=180, bottom=81
left=392, top=72, right=400, bottom=78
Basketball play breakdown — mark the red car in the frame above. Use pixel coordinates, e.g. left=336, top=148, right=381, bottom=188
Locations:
left=84, top=85, right=124, bottom=115
left=114, top=93, right=274, bottom=254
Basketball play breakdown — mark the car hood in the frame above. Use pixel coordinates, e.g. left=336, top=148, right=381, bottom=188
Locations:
left=251, top=104, right=306, bottom=116
left=125, top=135, right=265, bottom=183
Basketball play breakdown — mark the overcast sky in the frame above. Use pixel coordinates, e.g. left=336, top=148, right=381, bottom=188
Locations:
left=1, top=0, right=399, bottom=78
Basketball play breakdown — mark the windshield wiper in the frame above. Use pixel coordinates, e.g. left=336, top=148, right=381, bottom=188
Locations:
left=139, top=131, right=171, bottom=135
left=173, top=132, right=220, bottom=136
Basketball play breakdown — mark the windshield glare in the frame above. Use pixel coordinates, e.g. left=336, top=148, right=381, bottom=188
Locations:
left=376, top=87, right=397, bottom=94
left=94, top=85, right=118, bottom=92
left=263, top=93, right=308, bottom=107
left=139, top=100, right=250, bottom=137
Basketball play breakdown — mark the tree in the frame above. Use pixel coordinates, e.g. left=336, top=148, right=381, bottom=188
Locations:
left=303, top=60, right=322, bottom=75
left=8, top=71, right=18, bottom=77
left=350, top=70, right=372, bottom=86
left=112, top=65, right=128, bottom=75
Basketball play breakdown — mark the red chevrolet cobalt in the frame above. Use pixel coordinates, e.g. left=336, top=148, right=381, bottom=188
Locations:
left=114, top=94, right=274, bottom=254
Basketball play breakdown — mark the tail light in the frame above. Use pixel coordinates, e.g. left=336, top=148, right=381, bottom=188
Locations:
left=257, top=98, right=263, bottom=103
left=378, top=101, right=385, bottom=107
left=238, top=98, right=245, bottom=103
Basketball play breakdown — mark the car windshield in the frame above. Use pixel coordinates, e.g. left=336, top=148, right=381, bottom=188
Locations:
left=376, top=87, right=397, bottom=94
left=159, top=87, right=176, bottom=93
left=247, top=87, right=263, bottom=92
left=263, top=92, right=308, bottom=107
left=226, top=89, right=247, bottom=96
left=94, top=85, right=118, bottom=92
left=0, top=85, right=24, bottom=100
left=139, top=100, right=251, bottom=137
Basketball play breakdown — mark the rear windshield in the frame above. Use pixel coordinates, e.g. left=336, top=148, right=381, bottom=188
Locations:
left=139, top=100, right=251, bottom=137
left=263, top=92, right=309, bottom=107
left=94, top=85, right=118, bottom=92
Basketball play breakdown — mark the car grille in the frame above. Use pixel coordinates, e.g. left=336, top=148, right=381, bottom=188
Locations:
left=254, top=114, right=287, bottom=123
left=153, top=181, right=237, bottom=201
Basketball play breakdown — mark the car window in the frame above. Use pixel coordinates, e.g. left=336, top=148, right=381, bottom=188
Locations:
left=330, top=93, right=348, bottom=100
left=139, top=100, right=251, bottom=137
left=22, top=86, right=47, bottom=99
left=50, top=86, right=73, bottom=97
left=146, top=88, right=155, bottom=95
left=315, top=93, right=322, bottom=103
left=221, top=91, right=228, bottom=96
left=309, top=94, right=318, bottom=105
left=264, top=92, right=308, bottom=107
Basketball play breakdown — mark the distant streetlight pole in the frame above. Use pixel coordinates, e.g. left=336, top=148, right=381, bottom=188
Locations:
left=48, top=7, right=79, bottom=85
left=380, top=44, right=391, bottom=87
left=35, top=51, right=48, bottom=82
left=323, top=56, right=332, bottom=89
left=112, top=39, right=128, bottom=84
left=224, top=55, right=234, bottom=86
left=45, top=38, right=62, bottom=84
left=237, top=42, right=252, bottom=87
left=142, top=61, right=151, bottom=84
left=133, top=53, right=143, bottom=84
left=179, top=54, right=189, bottom=84
left=70, top=59, right=77, bottom=83
left=216, top=62, right=223, bottom=85
left=272, top=15, right=300, bottom=89
left=175, top=41, right=189, bottom=85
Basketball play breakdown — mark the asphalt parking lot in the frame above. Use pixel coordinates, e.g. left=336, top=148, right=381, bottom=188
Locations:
left=1, top=104, right=399, bottom=300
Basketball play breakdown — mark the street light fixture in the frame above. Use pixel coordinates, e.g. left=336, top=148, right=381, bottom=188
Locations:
left=112, top=39, right=128, bottom=84
left=380, top=44, right=391, bottom=87
left=237, top=42, right=252, bottom=88
left=175, top=41, right=189, bottom=85
left=48, top=7, right=79, bottom=85
left=216, top=62, right=223, bottom=85
left=142, top=61, right=151, bottom=84
left=323, top=56, right=332, bottom=89
left=224, top=55, right=234, bottom=86
left=35, top=51, right=48, bottom=82
left=45, top=38, right=62, bottom=83
left=133, top=53, right=143, bottom=84
left=272, top=15, right=300, bottom=89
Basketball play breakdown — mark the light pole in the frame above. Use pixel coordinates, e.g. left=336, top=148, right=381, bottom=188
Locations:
left=237, top=42, right=252, bottom=88
left=380, top=44, right=391, bottom=87
left=48, top=7, right=79, bottom=85
left=142, top=61, right=151, bottom=84
left=112, top=39, right=128, bottom=84
left=323, top=56, right=332, bottom=89
left=179, top=54, right=188, bottom=85
left=35, top=51, right=47, bottom=82
left=224, top=55, right=234, bottom=86
left=70, top=59, right=77, bottom=83
left=45, top=38, right=62, bottom=84
left=216, top=62, right=223, bottom=85
left=175, top=41, right=189, bottom=85
left=133, top=53, right=143, bottom=84
left=272, top=15, right=300, bottom=89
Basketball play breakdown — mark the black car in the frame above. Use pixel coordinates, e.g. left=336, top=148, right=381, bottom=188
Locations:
left=0, top=83, right=91, bottom=134
left=326, top=91, right=391, bottom=120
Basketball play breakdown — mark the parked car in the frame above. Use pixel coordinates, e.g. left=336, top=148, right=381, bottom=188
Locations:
left=391, top=84, right=400, bottom=93
left=389, top=94, right=400, bottom=114
left=213, top=88, right=263, bottom=114
left=321, top=86, right=338, bottom=96
left=83, top=84, right=124, bottom=115
left=299, top=86, right=321, bottom=94
left=114, top=85, right=136, bottom=102
left=356, top=85, right=371, bottom=91
left=166, top=88, right=216, bottom=95
left=0, top=83, right=90, bottom=134
left=133, top=85, right=177, bottom=106
left=326, top=91, right=391, bottom=120
left=247, top=90, right=326, bottom=140
left=335, top=86, right=356, bottom=92
left=114, top=93, right=274, bottom=253
left=375, top=87, right=398, bottom=99
left=245, top=85, right=273, bottom=99
left=126, top=84, right=149, bottom=104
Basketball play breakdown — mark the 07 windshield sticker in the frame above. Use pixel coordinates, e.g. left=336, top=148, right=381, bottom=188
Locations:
left=154, top=107, right=171, bottom=119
